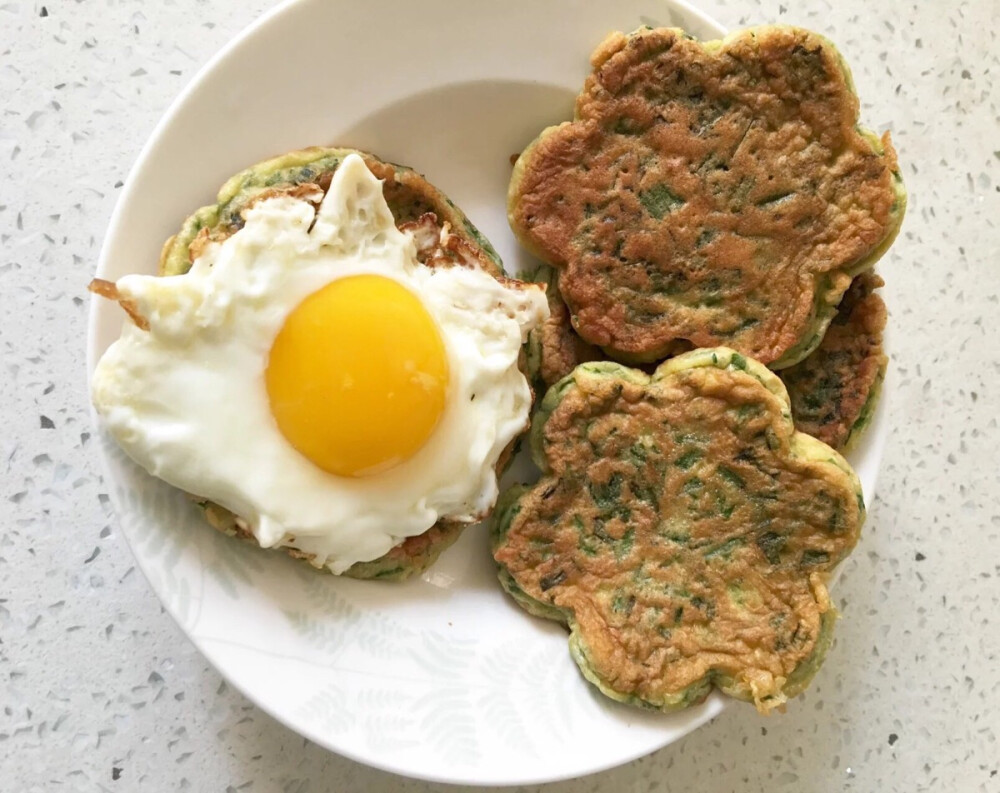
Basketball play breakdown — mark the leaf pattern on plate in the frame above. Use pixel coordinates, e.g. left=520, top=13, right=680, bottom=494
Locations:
left=476, top=642, right=540, bottom=757
left=357, top=692, right=421, bottom=753
left=410, top=687, right=479, bottom=765
left=198, top=521, right=265, bottom=600
left=521, top=639, right=581, bottom=739
left=283, top=569, right=415, bottom=660
left=472, top=636, right=601, bottom=756
left=100, top=425, right=269, bottom=633
left=282, top=610, right=353, bottom=657
left=100, top=429, right=200, bottom=630
left=406, top=632, right=481, bottom=765
left=296, top=685, right=355, bottom=736
left=289, top=631, right=484, bottom=764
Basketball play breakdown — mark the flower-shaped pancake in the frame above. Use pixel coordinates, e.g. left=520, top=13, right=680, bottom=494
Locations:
left=493, top=348, right=865, bottom=712
left=508, top=26, right=905, bottom=367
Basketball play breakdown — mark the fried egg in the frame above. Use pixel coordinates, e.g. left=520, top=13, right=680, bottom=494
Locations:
left=92, top=154, right=548, bottom=573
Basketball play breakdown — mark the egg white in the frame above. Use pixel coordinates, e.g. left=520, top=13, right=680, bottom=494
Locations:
left=92, top=154, right=548, bottom=573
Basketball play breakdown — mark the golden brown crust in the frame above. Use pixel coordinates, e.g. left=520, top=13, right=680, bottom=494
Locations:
left=494, top=351, right=864, bottom=710
left=539, top=289, right=602, bottom=388
left=509, top=26, right=904, bottom=367
left=529, top=270, right=603, bottom=390
left=780, top=272, right=887, bottom=450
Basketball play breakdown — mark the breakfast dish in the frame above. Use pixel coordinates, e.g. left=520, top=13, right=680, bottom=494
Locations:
left=493, top=348, right=865, bottom=713
left=507, top=25, right=905, bottom=367
left=779, top=272, right=888, bottom=451
left=91, top=153, right=548, bottom=578
left=88, top=1, right=902, bottom=778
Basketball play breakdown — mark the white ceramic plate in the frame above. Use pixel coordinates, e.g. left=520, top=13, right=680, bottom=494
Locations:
left=88, top=0, right=889, bottom=785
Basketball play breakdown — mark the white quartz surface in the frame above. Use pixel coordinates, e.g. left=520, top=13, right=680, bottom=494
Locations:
left=2, top=0, right=998, bottom=790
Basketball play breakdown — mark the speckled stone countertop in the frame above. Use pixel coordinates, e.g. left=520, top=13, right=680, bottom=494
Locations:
left=2, top=0, right=998, bottom=790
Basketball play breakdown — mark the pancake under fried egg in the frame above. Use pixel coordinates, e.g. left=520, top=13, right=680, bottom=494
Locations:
left=91, top=152, right=548, bottom=578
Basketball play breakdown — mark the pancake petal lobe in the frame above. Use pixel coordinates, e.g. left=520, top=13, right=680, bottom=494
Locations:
left=160, top=146, right=513, bottom=580
left=508, top=26, right=906, bottom=367
left=493, top=347, right=865, bottom=712
left=524, top=265, right=604, bottom=393
left=780, top=271, right=888, bottom=451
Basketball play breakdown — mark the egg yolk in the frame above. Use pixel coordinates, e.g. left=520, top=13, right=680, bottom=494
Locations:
left=266, top=275, right=449, bottom=477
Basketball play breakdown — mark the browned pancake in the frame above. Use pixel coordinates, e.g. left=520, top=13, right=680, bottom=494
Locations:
left=508, top=26, right=905, bottom=368
left=524, top=266, right=603, bottom=393
left=780, top=271, right=888, bottom=451
left=493, top=349, right=864, bottom=712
